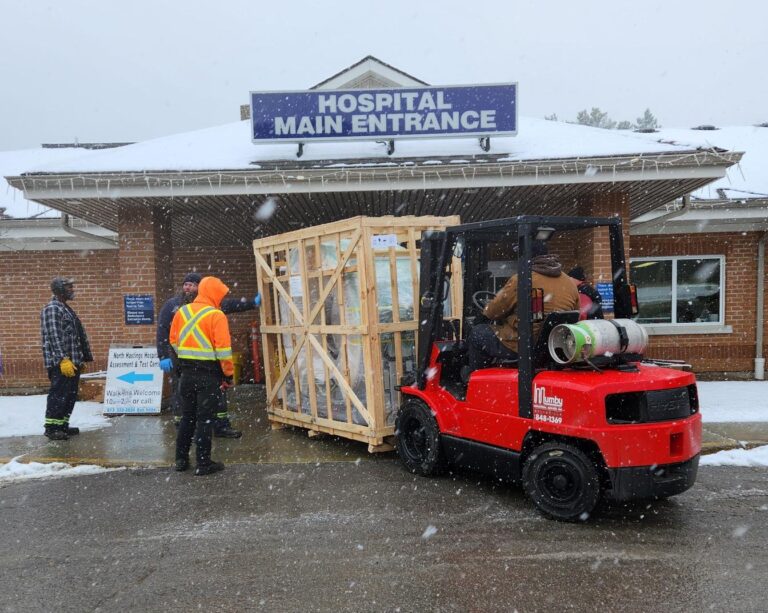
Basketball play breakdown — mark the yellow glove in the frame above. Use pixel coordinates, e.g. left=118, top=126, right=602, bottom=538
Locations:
left=60, top=358, right=77, bottom=377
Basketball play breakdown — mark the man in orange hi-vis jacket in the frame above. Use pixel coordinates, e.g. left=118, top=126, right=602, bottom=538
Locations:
left=170, top=276, right=234, bottom=476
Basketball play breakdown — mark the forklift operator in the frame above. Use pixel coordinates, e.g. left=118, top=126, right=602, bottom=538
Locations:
left=467, top=240, right=579, bottom=372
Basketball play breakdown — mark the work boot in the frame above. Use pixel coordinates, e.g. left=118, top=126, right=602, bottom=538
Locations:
left=175, top=457, right=190, bottom=472
left=45, top=429, right=69, bottom=441
left=66, top=426, right=80, bottom=436
left=214, top=426, right=242, bottom=439
left=194, top=461, right=225, bottom=476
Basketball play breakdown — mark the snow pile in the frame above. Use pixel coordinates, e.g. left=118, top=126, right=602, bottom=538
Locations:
left=0, top=456, right=121, bottom=484
left=700, top=446, right=768, bottom=467
left=0, top=395, right=112, bottom=438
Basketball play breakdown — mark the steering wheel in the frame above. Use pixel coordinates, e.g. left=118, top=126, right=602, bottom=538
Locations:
left=472, top=290, right=497, bottom=312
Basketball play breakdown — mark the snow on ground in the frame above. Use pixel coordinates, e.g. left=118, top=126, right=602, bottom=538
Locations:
left=696, top=381, right=768, bottom=422
left=0, top=394, right=112, bottom=438
left=0, top=457, right=121, bottom=484
left=0, top=395, right=117, bottom=484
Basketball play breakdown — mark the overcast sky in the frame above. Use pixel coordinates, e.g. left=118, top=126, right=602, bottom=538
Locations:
left=0, top=0, right=765, bottom=152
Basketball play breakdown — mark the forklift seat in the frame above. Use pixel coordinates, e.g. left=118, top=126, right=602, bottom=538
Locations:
left=532, top=310, right=580, bottom=368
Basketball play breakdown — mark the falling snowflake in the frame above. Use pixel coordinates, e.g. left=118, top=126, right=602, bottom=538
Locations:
left=254, top=197, right=278, bottom=221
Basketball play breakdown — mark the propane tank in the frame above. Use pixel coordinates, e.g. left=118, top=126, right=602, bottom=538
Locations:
left=547, top=319, right=648, bottom=365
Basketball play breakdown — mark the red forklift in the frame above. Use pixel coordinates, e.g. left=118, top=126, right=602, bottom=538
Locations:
left=394, top=216, right=701, bottom=521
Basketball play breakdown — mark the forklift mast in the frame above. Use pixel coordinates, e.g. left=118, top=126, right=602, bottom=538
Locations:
left=415, top=215, right=633, bottom=418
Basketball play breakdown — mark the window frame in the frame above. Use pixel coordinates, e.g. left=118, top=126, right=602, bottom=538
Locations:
left=630, top=254, right=726, bottom=327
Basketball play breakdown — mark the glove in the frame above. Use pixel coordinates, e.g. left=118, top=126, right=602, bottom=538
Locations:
left=220, top=376, right=234, bottom=391
left=254, top=293, right=262, bottom=308
left=159, top=358, right=173, bottom=373
left=60, top=358, right=77, bottom=377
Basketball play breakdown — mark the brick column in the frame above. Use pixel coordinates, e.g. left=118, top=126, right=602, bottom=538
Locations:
left=117, top=203, right=174, bottom=345
left=575, top=191, right=632, bottom=285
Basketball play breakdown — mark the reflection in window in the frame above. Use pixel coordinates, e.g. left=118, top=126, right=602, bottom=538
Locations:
left=630, top=257, right=723, bottom=325
left=631, top=260, right=672, bottom=323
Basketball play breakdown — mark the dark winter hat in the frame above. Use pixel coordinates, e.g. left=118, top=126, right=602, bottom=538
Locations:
left=50, top=276, right=75, bottom=294
left=568, top=266, right=586, bottom=281
left=183, top=272, right=202, bottom=284
left=532, top=240, right=549, bottom=257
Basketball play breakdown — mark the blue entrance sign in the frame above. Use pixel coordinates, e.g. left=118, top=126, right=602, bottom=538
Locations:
left=596, top=283, right=615, bottom=313
left=124, top=295, right=154, bottom=325
left=250, top=83, right=517, bottom=143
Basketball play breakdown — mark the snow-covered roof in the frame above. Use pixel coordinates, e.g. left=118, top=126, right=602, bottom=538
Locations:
left=634, top=125, right=768, bottom=200
left=3, top=116, right=745, bottom=241
left=10, top=116, right=724, bottom=176
left=0, top=147, right=94, bottom=219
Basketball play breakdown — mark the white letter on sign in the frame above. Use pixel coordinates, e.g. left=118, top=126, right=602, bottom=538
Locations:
left=358, top=93, right=375, bottom=112
left=351, top=115, right=367, bottom=133
left=318, top=95, right=336, bottom=113
left=337, top=94, right=357, bottom=113
left=375, top=93, right=393, bottom=111
left=436, top=91, right=452, bottom=110
left=274, top=116, right=296, bottom=135
left=418, top=92, right=436, bottom=111
left=480, top=110, right=497, bottom=129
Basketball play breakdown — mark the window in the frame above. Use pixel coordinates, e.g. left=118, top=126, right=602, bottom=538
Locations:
left=630, top=256, right=724, bottom=325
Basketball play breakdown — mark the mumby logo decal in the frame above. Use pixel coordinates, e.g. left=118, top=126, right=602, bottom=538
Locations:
left=533, top=386, right=564, bottom=424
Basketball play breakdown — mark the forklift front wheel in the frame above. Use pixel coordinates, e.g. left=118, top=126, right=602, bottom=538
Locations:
left=522, top=442, right=601, bottom=522
left=395, top=400, right=445, bottom=477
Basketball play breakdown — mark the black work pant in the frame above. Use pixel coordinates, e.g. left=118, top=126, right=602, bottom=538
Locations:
left=175, top=370, right=220, bottom=467
left=467, top=324, right=519, bottom=371
left=170, top=362, right=231, bottom=430
left=45, top=367, right=81, bottom=432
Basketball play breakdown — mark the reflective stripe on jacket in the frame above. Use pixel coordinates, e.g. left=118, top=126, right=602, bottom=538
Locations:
left=169, top=277, right=234, bottom=377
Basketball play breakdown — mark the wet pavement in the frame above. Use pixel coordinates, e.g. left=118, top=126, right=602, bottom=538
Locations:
left=2, top=385, right=768, bottom=611
left=1, top=384, right=766, bottom=469
left=0, top=386, right=371, bottom=468
left=1, top=459, right=767, bottom=611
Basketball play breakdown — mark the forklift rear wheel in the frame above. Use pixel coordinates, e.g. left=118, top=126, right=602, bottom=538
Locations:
left=522, top=442, right=601, bottom=522
left=395, top=400, right=445, bottom=477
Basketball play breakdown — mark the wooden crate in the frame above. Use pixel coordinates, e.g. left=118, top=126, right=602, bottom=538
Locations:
left=253, top=215, right=461, bottom=452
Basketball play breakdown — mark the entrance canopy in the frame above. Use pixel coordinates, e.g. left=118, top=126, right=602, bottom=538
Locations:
left=5, top=116, right=741, bottom=247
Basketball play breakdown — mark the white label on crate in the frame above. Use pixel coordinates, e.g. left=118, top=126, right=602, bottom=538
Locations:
left=371, top=234, right=398, bottom=249
left=289, top=275, right=303, bottom=297
left=103, top=346, right=163, bottom=415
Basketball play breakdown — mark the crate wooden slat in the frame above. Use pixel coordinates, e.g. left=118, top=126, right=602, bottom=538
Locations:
left=253, top=215, right=461, bottom=451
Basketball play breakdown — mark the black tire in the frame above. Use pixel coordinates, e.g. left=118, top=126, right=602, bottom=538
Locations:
left=522, top=441, right=601, bottom=522
left=395, top=399, right=445, bottom=476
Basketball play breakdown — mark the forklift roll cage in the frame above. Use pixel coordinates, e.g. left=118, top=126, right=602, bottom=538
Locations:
left=416, top=215, right=634, bottom=419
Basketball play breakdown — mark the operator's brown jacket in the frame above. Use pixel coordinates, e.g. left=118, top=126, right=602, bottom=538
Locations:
left=483, top=255, right=579, bottom=353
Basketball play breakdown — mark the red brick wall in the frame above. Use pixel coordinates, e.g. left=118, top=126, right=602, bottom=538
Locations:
left=117, top=204, right=174, bottom=346
left=0, top=249, right=122, bottom=387
left=631, top=232, right=767, bottom=373
left=0, top=241, right=261, bottom=389
left=3, top=226, right=763, bottom=386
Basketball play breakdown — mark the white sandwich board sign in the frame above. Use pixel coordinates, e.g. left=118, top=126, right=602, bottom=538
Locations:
left=104, top=346, right=163, bottom=415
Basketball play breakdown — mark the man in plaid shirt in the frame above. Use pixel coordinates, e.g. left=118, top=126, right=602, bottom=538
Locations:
left=40, top=277, right=93, bottom=440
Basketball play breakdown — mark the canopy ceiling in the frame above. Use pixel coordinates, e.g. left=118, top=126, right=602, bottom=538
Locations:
left=9, top=149, right=741, bottom=247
